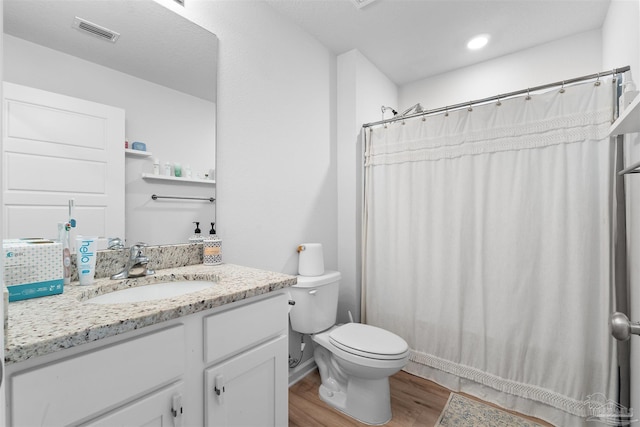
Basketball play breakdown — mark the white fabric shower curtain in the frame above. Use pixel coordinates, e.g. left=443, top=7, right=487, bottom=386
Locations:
left=363, top=80, right=617, bottom=426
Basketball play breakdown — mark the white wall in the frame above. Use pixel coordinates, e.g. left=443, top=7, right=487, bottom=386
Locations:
left=3, top=34, right=216, bottom=246
left=176, top=0, right=337, bottom=275
left=163, top=0, right=337, bottom=382
left=602, top=0, right=640, bottom=418
left=337, top=50, right=397, bottom=323
left=400, top=29, right=602, bottom=111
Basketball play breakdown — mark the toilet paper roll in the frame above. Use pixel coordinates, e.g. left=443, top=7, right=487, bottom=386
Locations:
left=297, top=243, right=324, bottom=276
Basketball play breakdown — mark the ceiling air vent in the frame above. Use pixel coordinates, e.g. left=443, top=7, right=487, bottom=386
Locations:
left=73, top=17, right=120, bottom=43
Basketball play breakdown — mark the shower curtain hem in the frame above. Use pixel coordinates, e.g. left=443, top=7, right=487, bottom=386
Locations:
left=405, top=356, right=605, bottom=427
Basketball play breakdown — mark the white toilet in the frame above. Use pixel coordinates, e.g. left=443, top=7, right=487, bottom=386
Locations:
left=289, top=270, right=410, bottom=425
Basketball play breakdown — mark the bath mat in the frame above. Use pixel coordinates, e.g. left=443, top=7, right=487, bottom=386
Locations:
left=435, top=393, right=545, bottom=427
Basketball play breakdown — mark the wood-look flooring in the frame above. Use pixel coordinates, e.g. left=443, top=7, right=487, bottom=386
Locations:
left=288, top=369, right=554, bottom=427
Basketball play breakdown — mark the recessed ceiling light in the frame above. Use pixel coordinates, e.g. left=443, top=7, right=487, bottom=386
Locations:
left=467, top=34, right=490, bottom=50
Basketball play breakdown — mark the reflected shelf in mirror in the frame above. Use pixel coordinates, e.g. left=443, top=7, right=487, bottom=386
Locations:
left=141, top=173, right=215, bottom=185
left=125, top=149, right=153, bottom=157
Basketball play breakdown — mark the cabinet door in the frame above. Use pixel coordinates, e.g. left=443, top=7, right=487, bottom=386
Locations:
left=205, top=335, right=287, bottom=427
left=81, top=381, right=185, bottom=427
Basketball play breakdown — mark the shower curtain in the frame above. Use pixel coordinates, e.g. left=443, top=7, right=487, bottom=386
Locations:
left=362, top=80, right=619, bottom=426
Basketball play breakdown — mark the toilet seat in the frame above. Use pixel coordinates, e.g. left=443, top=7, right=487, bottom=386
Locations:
left=329, top=323, right=409, bottom=360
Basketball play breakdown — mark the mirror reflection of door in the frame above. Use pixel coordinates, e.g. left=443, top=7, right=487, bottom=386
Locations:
left=2, top=82, right=125, bottom=244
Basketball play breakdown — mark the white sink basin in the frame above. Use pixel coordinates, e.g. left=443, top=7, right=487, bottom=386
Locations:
left=86, top=281, right=214, bottom=304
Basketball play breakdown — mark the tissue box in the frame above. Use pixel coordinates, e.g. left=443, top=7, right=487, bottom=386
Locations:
left=3, top=239, right=64, bottom=302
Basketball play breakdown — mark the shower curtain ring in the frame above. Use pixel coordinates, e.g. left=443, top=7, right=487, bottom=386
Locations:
left=467, top=103, right=473, bottom=112
left=594, top=72, right=601, bottom=86
left=525, top=88, right=531, bottom=100
left=444, top=107, right=449, bottom=117
left=559, top=81, right=565, bottom=93
left=496, top=96, right=502, bottom=106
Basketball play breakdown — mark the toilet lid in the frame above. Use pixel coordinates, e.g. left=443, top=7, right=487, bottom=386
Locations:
left=329, top=323, right=409, bottom=360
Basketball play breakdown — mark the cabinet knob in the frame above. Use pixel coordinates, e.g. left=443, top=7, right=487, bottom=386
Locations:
left=171, top=394, right=183, bottom=427
left=214, top=374, right=225, bottom=400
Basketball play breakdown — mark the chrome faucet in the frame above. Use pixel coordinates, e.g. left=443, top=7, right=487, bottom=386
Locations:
left=111, top=243, right=155, bottom=280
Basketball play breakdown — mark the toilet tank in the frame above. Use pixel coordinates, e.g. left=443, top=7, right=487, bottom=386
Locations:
left=289, top=271, right=340, bottom=334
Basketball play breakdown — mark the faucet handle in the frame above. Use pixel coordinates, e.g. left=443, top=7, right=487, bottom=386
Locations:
left=107, top=237, right=124, bottom=250
left=130, top=242, right=148, bottom=258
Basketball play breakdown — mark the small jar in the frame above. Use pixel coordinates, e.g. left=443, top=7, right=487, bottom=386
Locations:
left=184, top=164, right=192, bottom=178
left=164, top=162, right=172, bottom=176
left=153, top=158, right=160, bottom=175
left=174, top=163, right=182, bottom=177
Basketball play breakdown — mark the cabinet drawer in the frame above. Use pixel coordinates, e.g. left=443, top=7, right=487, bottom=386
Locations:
left=11, top=325, right=185, bottom=426
left=204, top=293, right=287, bottom=364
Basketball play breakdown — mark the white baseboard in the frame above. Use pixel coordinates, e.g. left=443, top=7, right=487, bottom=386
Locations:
left=288, top=358, right=317, bottom=387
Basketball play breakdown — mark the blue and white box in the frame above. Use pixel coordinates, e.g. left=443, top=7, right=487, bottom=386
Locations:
left=3, top=239, right=64, bottom=302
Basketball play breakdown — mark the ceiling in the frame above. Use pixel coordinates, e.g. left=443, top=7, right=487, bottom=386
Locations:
left=3, top=0, right=611, bottom=97
left=266, top=0, right=612, bottom=86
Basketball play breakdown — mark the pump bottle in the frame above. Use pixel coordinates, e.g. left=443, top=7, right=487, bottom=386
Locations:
left=203, top=222, right=222, bottom=265
left=189, top=222, right=203, bottom=243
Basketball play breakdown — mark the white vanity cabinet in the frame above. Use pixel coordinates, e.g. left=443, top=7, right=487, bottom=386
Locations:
left=5, top=291, right=289, bottom=426
left=203, top=294, right=289, bottom=426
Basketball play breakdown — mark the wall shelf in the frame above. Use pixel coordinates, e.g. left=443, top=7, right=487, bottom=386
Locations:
left=125, top=148, right=153, bottom=157
left=610, top=94, right=640, bottom=136
left=141, top=173, right=215, bottom=185
left=612, top=93, right=640, bottom=175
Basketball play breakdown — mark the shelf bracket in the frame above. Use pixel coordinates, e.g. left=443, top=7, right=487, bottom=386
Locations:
left=618, top=159, right=640, bottom=175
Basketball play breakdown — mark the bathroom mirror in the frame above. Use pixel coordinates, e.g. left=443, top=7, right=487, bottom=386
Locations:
left=2, top=0, right=218, bottom=246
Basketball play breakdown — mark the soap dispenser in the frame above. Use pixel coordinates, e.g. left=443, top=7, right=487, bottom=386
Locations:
left=189, top=222, right=204, bottom=243
left=203, top=222, right=222, bottom=265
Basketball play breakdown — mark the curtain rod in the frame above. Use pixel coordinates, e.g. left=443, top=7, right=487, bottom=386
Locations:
left=362, top=65, right=631, bottom=129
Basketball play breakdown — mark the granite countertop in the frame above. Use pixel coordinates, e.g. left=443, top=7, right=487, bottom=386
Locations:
left=5, top=263, right=296, bottom=365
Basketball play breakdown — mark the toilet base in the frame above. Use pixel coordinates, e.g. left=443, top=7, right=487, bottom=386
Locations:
left=318, top=376, right=392, bottom=425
